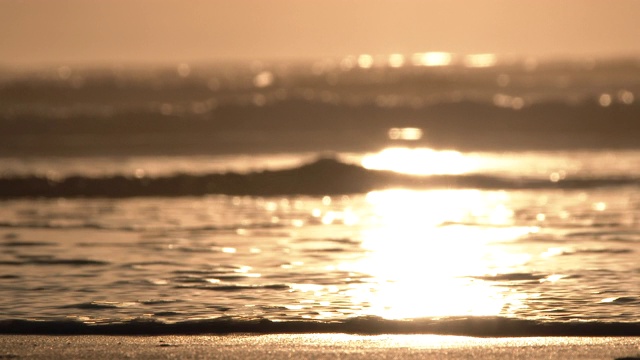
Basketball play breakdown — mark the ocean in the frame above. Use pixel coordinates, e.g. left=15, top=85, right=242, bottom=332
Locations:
left=1, top=55, right=639, bottom=336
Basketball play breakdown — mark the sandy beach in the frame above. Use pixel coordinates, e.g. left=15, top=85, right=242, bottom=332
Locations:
left=0, top=334, right=639, bottom=359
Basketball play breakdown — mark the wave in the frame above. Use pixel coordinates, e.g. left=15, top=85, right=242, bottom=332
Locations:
left=1, top=316, right=639, bottom=336
left=9, top=255, right=110, bottom=266
left=3, top=59, right=640, bottom=157
left=0, top=220, right=286, bottom=232
left=174, top=284, right=291, bottom=291
left=563, top=248, right=635, bottom=255
left=1, top=158, right=639, bottom=198
left=1, top=240, right=56, bottom=247
left=3, top=100, right=640, bottom=157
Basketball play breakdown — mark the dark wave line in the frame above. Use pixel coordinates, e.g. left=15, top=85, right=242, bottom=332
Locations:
left=1, top=316, right=639, bottom=336
left=0, top=220, right=284, bottom=232
left=7, top=257, right=110, bottom=266
left=174, top=284, right=291, bottom=291
left=1, top=158, right=639, bottom=198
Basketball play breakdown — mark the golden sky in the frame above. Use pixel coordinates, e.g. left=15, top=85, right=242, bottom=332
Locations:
left=2, top=0, right=640, bottom=65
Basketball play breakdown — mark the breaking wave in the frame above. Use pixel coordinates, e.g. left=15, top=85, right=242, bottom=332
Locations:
left=1, top=158, right=638, bottom=198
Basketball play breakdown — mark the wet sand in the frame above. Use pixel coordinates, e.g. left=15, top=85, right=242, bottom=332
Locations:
left=1, top=334, right=639, bottom=359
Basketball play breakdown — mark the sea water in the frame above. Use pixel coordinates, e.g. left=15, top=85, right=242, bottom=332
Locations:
left=0, top=57, right=639, bottom=335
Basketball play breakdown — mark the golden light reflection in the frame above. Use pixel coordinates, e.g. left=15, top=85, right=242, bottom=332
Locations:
left=363, top=189, right=533, bottom=237
left=388, top=54, right=405, bottom=68
left=598, top=93, right=612, bottom=107
left=253, top=71, right=274, bottom=88
left=411, top=52, right=452, bottom=67
left=357, top=54, right=374, bottom=69
left=464, top=53, right=497, bottom=68
left=493, top=94, right=525, bottom=110
left=387, top=127, right=422, bottom=140
left=340, top=189, right=536, bottom=319
left=361, top=147, right=479, bottom=175
left=618, top=90, right=635, bottom=104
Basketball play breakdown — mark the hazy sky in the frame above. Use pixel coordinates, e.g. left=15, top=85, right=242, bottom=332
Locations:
left=2, top=0, right=640, bottom=66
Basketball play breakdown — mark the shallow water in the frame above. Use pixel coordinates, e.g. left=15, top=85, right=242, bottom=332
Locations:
left=1, top=158, right=639, bottom=331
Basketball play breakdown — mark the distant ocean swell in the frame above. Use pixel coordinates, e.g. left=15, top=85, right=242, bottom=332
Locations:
left=3, top=100, right=640, bottom=156
left=3, top=58, right=640, bottom=156
left=1, top=158, right=639, bottom=198
left=2, top=316, right=640, bottom=336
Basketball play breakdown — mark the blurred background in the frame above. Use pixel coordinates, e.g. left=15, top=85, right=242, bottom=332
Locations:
left=2, top=0, right=640, bottom=66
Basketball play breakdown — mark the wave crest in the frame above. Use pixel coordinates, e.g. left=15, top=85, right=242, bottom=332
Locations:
left=1, top=157, right=638, bottom=198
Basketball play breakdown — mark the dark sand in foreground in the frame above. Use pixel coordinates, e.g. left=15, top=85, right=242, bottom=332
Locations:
left=1, top=334, right=639, bottom=359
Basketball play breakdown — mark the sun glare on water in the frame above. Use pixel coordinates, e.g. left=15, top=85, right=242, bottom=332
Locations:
left=338, top=189, right=536, bottom=319
left=361, top=147, right=480, bottom=175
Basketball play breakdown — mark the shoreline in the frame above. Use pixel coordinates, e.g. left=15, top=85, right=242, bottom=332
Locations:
left=3, top=316, right=640, bottom=337
left=1, top=334, right=639, bottom=359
